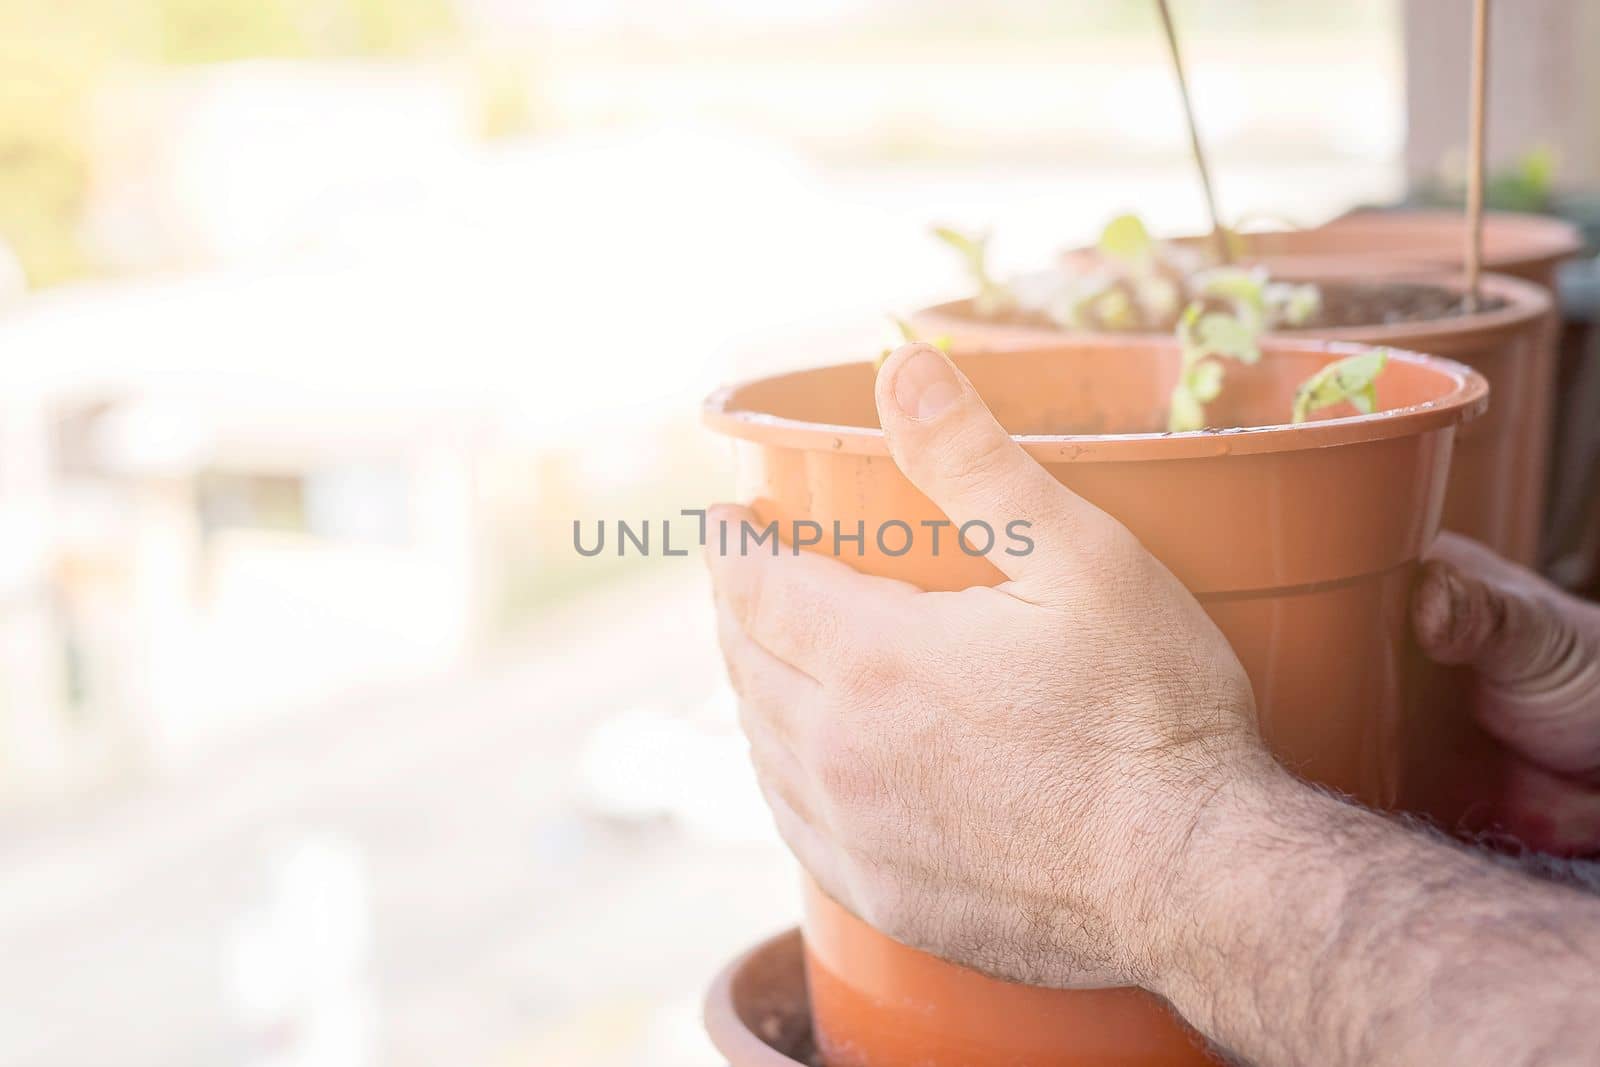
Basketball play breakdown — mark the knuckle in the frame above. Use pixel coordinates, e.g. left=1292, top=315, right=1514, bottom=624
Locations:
left=811, top=727, right=880, bottom=805
left=836, top=641, right=895, bottom=700
left=817, top=754, right=878, bottom=806
left=936, top=421, right=1016, bottom=494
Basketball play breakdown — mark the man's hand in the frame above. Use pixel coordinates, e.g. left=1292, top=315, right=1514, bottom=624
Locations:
left=706, top=344, right=1600, bottom=1067
left=1413, top=533, right=1600, bottom=852
left=705, top=342, right=1266, bottom=989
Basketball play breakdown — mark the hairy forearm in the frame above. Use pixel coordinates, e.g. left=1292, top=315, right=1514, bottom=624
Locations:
left=1147, top=764, right=1600, bottom=1067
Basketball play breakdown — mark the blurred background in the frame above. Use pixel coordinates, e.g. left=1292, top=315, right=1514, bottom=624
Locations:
left=0, top=1, right=1593, bottom=1065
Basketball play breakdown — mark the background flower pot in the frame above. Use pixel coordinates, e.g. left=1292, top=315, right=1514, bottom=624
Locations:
left=913, top=271, right=1552, bottom=566
left=1218, top=209, right=1582, bottom=290
left=1062, top=210, right=1580, bottom=293
left=704, top=340, right=1487, bottom=1067
left=705, top=928, right=818, bottom=1067
left=1194, top=209, right=1584, bottom=566
left=1548, top=260, right=1600, bottom=590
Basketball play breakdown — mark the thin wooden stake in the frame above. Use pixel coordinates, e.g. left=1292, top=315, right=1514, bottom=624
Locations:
left=1465, top=0, right=1490, bottom=311
left=1155, top=0, right=1230, bottom=265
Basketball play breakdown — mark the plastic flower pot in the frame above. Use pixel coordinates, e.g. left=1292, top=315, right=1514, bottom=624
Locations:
left=1230, top=208, right=1583, bottom=290
left=704, top=339, right=1487, bottom=1067
left=913, top=270, right=1552, bottom=566
left=1203, top=210, right=1581, bottom=566
left=1058, top=210, right=1580, bottom=293
left=1215, top=211, right=1581, bottom=566
left=705, top=928, right=819, bottom=1067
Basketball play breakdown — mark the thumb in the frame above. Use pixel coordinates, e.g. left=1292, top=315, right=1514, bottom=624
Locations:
left=1411, top=557, right=1566, bottom=685
left=873, top=342, right=1121, bottom=592
left=1413, top=541, right=1600, bottom=780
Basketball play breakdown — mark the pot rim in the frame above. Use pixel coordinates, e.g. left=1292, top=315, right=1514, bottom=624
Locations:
left=1167, top=210, right=1583, bottom=273
left=703, top=339, right=1489, bottom=463
left=1321, top=207, right=1586, bottom=269
left=941, top=267, right=1551, bottom=341
left=703, top=927, right=808, bottom=1067
left=1258, top=270, right=1552, bottom=345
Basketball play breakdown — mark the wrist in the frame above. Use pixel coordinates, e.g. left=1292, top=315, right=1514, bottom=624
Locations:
left=1123, top=750, right=1303, bottom=995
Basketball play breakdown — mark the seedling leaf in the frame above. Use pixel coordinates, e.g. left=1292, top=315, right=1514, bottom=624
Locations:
left=1518, top=144, right=1557, bottom=201
left=1169, top=298, right=1269, bottom=431
left=1291, top=350, right=1389, bottom=424
left=1187, top=359, right=1224, bottom=402
left=1168, top=381, right=1205, bottom=433
left=1196, top=311, right=1260, bottom=364
left=876, top=316, right=951, bottom=370
left=1198, top=267, right=1266, bottom=313
left=932, top=225, right=1014, bottom=318
left=1136, top=275, right=1182, bottom=324
left=1197, top=267, right=1268, bottom=332
left=1098, top=214, right=1154, bottom=266
left=1265, top=282, right=1322, bottom=328
left=931, top=226, right=983, bottom=263
left=1094, top=287, right=1137, bottom=330
left=1046, top=275, right=1115, bottom=330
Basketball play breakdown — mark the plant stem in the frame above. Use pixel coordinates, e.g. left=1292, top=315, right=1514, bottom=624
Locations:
left=1465, top=0, right=1490, bottom=311
left=1154, top=0, right=1230, bottom=265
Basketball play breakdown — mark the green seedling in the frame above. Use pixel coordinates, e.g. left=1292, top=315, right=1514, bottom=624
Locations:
left=1177, top=299, right=1262, bottom=366
left=932, top=227, right=1015, bottom=318
left=1167, top=301, right=1261, bottom=432
left=1046, top=276, right=1121, bottom=331
left=1195, top=267, right=1267, bottom=332
left=1265, top=281, right=1322, bottom=328
left=876, top=316, right=952, bottom=371
left=1042, top=216, right=1316, bottom=336
left=1291, top=350, right=1389, bottom=424
left=1418, top=144, right=1558, bottom=214
left=1193, top=267, right=1318, bottom=333
left=1043, top=215, right=1183, bottom=332
left=1098, top=213, right=1185, bottom=326
left=1488, top=145, right=1558, bottom=213
left=1098, top=213, right=1156, bottom=267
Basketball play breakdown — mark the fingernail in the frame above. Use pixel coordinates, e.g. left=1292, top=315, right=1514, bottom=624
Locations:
left=890, top=345, right=963, bottom=420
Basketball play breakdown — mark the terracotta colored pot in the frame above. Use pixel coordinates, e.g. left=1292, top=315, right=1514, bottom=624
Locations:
left=1217, top=211, right=1580, bottom=568
left=704, top=340, right=1487, bottom=1067
left=913, top=271, right=1553, bottom=565
left=801, top=880, right=1216, bottom=1067
left=1229, top=209, right=1583, bottom=290
left=1065, top=211, right=1580, bottom=292
left=705, top=928, right=818, bottom=1067
left=1192, top=211, right=1581, bottom=567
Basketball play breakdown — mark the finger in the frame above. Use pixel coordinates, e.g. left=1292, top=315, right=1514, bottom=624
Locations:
left=1414, top=539, right=1600, bottom=781
left=873, top=343, right=1124, bottom=597
left=756, top=770, right=846, bottom=902
left=716, top=598, right=818, bottom=751
left=1427, top=531, right=1561, bottom=603
left=705, top=503, right=914, bottom=678
left=743, top=720, right=816, bottom=826
left=1499, top=756, right=1600, bottom=854
left=1412, top=551, right=1570, bottom=685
